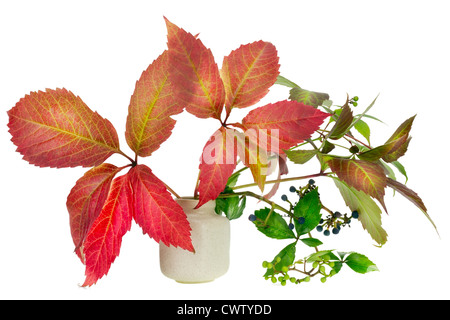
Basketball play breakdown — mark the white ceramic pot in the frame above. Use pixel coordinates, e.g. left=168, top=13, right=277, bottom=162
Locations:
left=159, top=198, right=230, bottom=283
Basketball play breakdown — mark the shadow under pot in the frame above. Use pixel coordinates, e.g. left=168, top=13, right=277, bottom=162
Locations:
left=159, top=198, right=230, bottom=283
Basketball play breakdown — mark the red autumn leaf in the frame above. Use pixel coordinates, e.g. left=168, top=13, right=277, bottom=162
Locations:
left=66, top=163, right=122, bottom=260
left=7, top=88, right=120, bottom=168
left=196, top=127, right=238, bottom=208
left=327, top=158, right=387, bottom=211
left=81, top=173, right=133, bottom=287
left=165, top=17, right=225, bottom=120
left=125, top=50, right=183, bottom=157
left=129, top=164, right=194, bottom=252
left=220, top=41, right=279, bottom=112
left=241, top=100, right=330, bottom=151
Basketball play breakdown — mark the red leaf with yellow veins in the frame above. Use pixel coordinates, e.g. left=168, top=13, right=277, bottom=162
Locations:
left=66, top=163, right=122, bottom=260
left=125, top=50, right=183, bottom=157
left=7, top=88, right=120, bottom=168
left=196, top=127, right=238, bottom=208
left=221, top=41, right=279, bottom=111
left=81, top=173, right=133, bottom=287
left=129, top=164, right=194, bottom=252
left=241, top=100, right=330, bottom=152
left=165, top=17, right=225, bottom=120
left=327, top=158, right=387, bottom=211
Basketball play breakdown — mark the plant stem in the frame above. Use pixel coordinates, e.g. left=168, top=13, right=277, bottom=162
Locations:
left=217, top=191, right=291, bottom=215
left=117, top=149, right=137, bottom=166
left=232, top=172, right=331, bottom=191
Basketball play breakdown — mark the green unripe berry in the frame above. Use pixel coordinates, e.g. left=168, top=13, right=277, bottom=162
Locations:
left=304, top=276, right=310, bottom=282
left=278, top=276, right=284, bottom=282
left=262, top=261, right=268, bottom=268
left=319, top=265, right=326, bottom=274
left=276, top=256, right=282, bottom=263
left=312, top=261, right=319, bottom=269
left=290, top=277, right=296, bottom=283
left=352, top=101, right=358, bottom=107
left=271, top=276, right=277, bottom=283
left=328, top=261, right=335, bottom=268
left=267, top=262, right=273, bottom=269
left=353, top=96, right=359, bottom=101
left=330, top=270, right=337, bottom=277
left=281, top=280, right=287, bottom=286
left=281, top=266, right=289, bottom=273
left=320, top=277, right=327, bottom=283
left=283, top=274, right=290, bottom=281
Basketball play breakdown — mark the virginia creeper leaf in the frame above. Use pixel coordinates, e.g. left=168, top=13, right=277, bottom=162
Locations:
left=285, top=149, right=318, bottom=164
left=7, top=88, right=120, bottom=168
left=264, top=243, right=296, bottom=277
left=241, top=100, right=330, bottom=151
left=344, top=252, right=378, bottom=274
left=220, top=41, right=279, bottom=112
left=165, top=17, right=225, bottom=119
left=357, top=135, right=408, bottom=162
left=129, top=164, right=194, bottom=252
left=289, top=87, right=330, bottom=108
left=328, top=100, right=353, bottom=140
left=125, top=50, right=183, bottom=157
left=196, top=127, right=238, bottom=208
left=327, top=158, right=387, bottom=211
left=235, top=130, right=270, bottom=191
left=386, top=178, right=437, bottom=233
left=333, top=178, right=387, bottom=245
left=66, top=163, right=122, bottom=260
left=252, top=207, right=296, bottom=239
left=81, top=173, right=133, bottom=286
left=293, top=188, right=322, bottom=236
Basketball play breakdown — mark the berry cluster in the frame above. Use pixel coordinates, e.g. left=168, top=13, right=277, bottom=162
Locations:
left=316, top=210, right=359, bottom=236
left=262, top=253, right=338, bottom=286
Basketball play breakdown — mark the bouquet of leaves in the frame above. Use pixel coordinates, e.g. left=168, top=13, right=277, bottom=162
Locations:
left=6, top=17, right=436, bottom=286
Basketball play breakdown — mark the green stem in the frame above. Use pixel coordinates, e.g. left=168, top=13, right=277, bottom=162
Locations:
left=232, top=172, right=331, bottom=191
left=217, top=191, right=291, bottom=215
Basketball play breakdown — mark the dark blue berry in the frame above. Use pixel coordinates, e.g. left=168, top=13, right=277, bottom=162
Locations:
left=316, top=226, right=323, bottom=232
left=319, top=219, right=324, bottom=224
left=288, top=223, right=295, bottom=230
left=352, top=210, right=359, bottom=219
left=289, top=186, right=297, bottom=193
left=332, top=227, right=340, bottom=235
left=334, top=211, right=342, bottom=218
left=248, top=214, right=257, bottom=222
left=281, top=194, right=288, bottom=201
left=324, top=229, right=330, bottom=236
left=308, top=179, right=315, bottom=185
left=298, top=217, right=306, bottom=224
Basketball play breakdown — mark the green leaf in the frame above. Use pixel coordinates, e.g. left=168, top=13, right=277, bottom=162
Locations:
left=333, top=178, right=388, bottom=245
left=264, top=243, right=296, bottom=276
left=275, top=75, right=300, bottom=88
left=285, top=149, right=318, bottom=164
left=306, top=250, right=339, bottom=263
left=300, top=237, right=323, bottom=247
left=253, top=208, right=296, bottom=239
left=215, top=186, right=246, bottom=220
left=293, top=188, right=322, bottom=236
left=392, top=160, right=408, bottom=183
left=354, top=119, right=371, bottom=145
left=289, top=87, right=330, bottom=108
left=320, top=140, right=335, bottom=154
left=344, top=252, right=378, bottom=274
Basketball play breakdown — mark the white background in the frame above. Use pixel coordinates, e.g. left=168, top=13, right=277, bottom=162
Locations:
left=1, top=0, right=449, bottom=300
